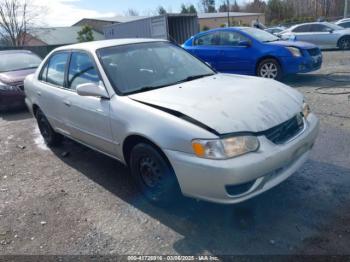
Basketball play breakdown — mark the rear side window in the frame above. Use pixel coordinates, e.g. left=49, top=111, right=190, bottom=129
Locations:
left=293, top=25, right=310, bottom=33
left=309, top=24, right=329, bottom=32
left=45, top=53, right=69, bottom=86
left=68, top=52, right=100, bottom=90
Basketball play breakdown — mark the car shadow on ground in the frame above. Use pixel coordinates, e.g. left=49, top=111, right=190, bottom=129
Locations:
left=283, top=73, right=350, bottom=89
left=0, top=108, right=32, bottom=122
left=49, top=138, right=350, bottom=255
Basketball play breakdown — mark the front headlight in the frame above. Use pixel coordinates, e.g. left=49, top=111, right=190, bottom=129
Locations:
left=0, top=81, right=16, bottom=91
left=303, top=102, right=311, bottom=119
left=192, top=136, right=260, bottom=160
left=286, top=47, right=302, bottom=57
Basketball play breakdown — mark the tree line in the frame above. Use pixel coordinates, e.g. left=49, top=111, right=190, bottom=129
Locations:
left=126, top=0, right=348, bottom=24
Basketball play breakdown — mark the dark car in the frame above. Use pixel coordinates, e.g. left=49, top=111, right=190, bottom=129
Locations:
left=0, top=50, right=42, bottom=111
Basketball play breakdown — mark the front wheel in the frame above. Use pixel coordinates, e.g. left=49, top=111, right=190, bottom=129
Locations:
left=257, top=58, right=282, bottom=80
left=36, top=109, right=63, bottom=147
left=129, top=143, right=181, bottom=205
left=338, top=37, right=350, bottom=50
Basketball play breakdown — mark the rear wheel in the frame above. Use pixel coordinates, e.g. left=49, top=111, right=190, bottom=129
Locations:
left=257, top=58, right=282, bottom=80
left=36, top=109, right=63, bottom=147
left=129, top=143, right=181, bottom=205
left=338, top=37, right=350, bottom=50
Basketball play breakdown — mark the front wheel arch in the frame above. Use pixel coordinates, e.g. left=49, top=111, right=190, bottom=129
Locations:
left=256, top=56, right=283, bottom=80
left=122, top=135, right=170, bottom=167
left=337, top=36, right=350, bottom=50
left=256, top=56, right=282, bottom=74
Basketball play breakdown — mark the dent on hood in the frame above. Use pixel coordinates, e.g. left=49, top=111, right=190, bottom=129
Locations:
left=129, top=74, right=304, bottom=135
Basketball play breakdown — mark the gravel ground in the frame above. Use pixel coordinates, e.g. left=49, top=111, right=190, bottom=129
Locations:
left=0, top=51, right=349, bottom=256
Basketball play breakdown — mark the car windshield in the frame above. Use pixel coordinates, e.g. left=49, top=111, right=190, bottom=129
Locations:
left=97, top=42, right=215, bottom=95
left=323, top=22, right=344, bottom=30
left=241, top=28, right=280, bottom=42
left=0, top=52, right=42, bottom=73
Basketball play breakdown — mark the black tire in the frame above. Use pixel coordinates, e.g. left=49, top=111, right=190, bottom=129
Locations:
left=257, top=58, right=282, bottom=80
left=129, top=143, right=181, bottom=205
left=36, top=109, right=63, bottom=147
left=338, top=37, right=350, bottom=50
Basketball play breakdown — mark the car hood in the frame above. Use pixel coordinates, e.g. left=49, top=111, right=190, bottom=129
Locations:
left=268, top=40, right=317, bottom=49
left=129, top=74, right=304, bottom=134
left=0, top=68, right=36, bottom=85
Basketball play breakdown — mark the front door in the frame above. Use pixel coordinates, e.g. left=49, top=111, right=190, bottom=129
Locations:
left=192, top=32, right=222, bottom=70
left=216, top=31, right=254, bottom=74
left=62, top=51, right=116, bottom=155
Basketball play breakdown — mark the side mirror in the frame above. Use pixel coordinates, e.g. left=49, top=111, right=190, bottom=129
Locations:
left=327, top=28, right=334, bottom=33
left=76, top=83, right=109, bottom=99
left=289, top=34, right=297, bottom=41
left=238, top=40, right=251, bottom=47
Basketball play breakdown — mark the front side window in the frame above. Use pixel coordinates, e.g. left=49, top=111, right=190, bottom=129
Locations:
left=68, top=52, right=100, bottom=90
left=98, top=42, right=214, bottom=95
left=194, top=32, right=220, bottom=46
left=46, top=52, right=69, bottom=86
left=0, top=52, right=42, bottom=73
left=219, top=31, right=249, bottom=46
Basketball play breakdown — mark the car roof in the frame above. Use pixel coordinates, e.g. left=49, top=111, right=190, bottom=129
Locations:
left=0, top=49, right=34, bottom=55
left=54, top=38, right=169, bottom=52
left=194, top=27, right=251, bottom=36
left=336, top=18, right=350, bottom=24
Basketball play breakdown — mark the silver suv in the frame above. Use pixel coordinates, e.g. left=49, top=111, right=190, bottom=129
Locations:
left=24, top=39, right=319, bottom=205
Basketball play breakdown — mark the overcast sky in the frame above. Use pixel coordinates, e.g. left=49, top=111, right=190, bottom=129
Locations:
left=34, top=0, right=251, bottom=26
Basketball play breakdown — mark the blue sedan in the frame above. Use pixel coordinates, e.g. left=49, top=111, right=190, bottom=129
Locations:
left=183, top=27, right=322, bottom=80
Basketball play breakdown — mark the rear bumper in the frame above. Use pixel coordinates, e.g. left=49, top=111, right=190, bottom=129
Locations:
left=0, top=91, right=25, bottom=111
left=281, top=54, right=322, bottom=75
left=165, top=114, right=319, bottom=204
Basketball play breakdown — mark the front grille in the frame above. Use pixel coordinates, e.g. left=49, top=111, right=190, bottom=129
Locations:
left=307, top=48, right=321, bottom=56
left=16, top=85, right=24, bottom=91
left=262, top=114, right=304, bottom=144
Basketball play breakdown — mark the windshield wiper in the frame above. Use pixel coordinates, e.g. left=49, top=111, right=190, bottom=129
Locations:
left=174, top=73, right=215, bottom=85
left=264, top=39, right=280, bottom=43
left=126, top=74, right=215, bottom=95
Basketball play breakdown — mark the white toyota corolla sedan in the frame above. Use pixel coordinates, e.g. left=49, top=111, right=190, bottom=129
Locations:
left=24, top=39, right=319, bottom=205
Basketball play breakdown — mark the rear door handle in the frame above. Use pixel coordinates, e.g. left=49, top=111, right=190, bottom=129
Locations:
left=63, top=100, right=71, bottom=107
left=37, top=91, right=42, bottom=97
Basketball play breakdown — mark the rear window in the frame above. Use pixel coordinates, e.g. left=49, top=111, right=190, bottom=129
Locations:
left=0, top=52, right=42, bottom=73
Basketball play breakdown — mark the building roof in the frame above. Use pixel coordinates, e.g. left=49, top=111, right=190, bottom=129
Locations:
left=99, top=16, right=149, bottom=23
left=198, top=12, right=264, bottom=19
left=75, top=16, right=149, bottom=24
left=29, top=26, right=104, bottom=45
left=54, top=38, right=167, bottom=53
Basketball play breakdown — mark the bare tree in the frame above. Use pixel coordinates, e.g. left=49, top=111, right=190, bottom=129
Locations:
left=0, top=0, right=40, bottom=46
left=125, top=8, right=139, bottom=16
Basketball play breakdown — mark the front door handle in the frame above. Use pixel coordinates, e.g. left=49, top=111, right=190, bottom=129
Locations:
left=37, top=91, right=42, bottom=97
left=63, top=100, right=71, bottom=107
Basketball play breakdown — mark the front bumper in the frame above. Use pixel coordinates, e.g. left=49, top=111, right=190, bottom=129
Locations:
left=0, top=91, right=25, bottom=111
left=281, top=54, right=322, bottom=75
left=165, top=113, right=319, bottom=204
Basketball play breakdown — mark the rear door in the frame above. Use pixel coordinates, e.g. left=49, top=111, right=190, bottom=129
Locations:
left=36, top=52, right=70, bottom=134
left=62, top=51, right=115, bottom=155
left=307, top=24, right=339, bottom=48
